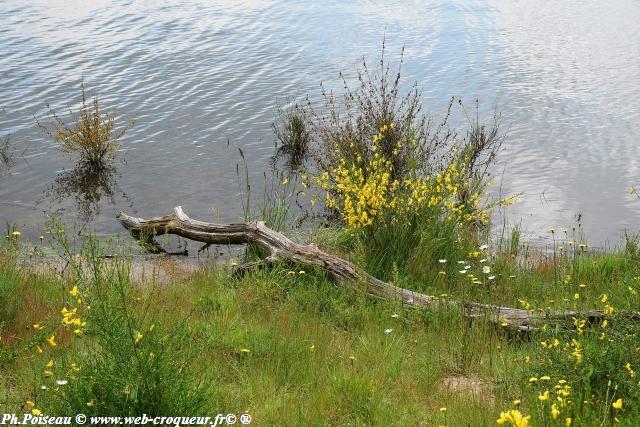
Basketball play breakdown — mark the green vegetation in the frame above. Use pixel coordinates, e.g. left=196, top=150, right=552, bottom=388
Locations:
left=37, top=83, right=130, bottom=169
left=0, top=135, right=13, bottom=175
left=1, top=220, right=639, bottom=425
left=272, top=99, right=311, bottom=170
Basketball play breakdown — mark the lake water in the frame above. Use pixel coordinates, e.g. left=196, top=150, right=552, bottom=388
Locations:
left=2, top=0, right=640, bottom=246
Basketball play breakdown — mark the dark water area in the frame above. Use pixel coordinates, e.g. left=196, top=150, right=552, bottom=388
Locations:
left=1, top=0, right=640, bottom=247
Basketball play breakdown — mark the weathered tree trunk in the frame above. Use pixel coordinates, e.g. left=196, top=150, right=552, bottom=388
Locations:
left=117, top=207, right=637, bottom=331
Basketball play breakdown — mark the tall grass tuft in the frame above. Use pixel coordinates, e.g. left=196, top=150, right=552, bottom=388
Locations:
left=37, top=82, right=130, bottom=169
left=0, top=242, right=21, bottom=329
left=272, top=99, right=311, bottom=170
left=0, top=135, right=13, bottom=175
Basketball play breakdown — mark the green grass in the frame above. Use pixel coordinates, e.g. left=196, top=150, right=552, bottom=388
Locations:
left=0, top=224, right=639, bottom=426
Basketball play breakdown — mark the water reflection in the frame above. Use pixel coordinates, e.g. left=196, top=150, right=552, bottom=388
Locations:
left=39, top=162, right=130, bottom=225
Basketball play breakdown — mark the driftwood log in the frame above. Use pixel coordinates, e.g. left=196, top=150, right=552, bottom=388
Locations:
left=117, top=207, right=637, bottom=331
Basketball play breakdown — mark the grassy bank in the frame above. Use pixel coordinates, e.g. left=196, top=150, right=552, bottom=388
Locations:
left=0, top=223, right=639, bottom=426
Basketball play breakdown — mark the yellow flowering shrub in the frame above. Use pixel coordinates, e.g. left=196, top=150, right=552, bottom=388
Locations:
left=315, top=124, right=493, bottom=229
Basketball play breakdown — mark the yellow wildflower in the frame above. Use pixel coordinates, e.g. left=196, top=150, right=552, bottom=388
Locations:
left=47, top=335, right=56, bottom=347
left=551, top=404, right=560, bottom=419
left=612, top=398, right=623, bottom=409
left=69, top=286, right=78, bottom=297
left=538, top=390, right=550, bottom=401
left=496, top=409, right=530, bottom=426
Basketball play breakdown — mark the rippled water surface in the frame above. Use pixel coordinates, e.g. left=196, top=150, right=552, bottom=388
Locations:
left=1, top=0, right=640, bottom=245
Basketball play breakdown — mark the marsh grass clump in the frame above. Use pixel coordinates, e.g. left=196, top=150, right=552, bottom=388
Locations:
left=0, top=135, right=14, bottom=174
left=271, top=99, right=311, bottom=170
left=37, top=83, right=130, bottom=169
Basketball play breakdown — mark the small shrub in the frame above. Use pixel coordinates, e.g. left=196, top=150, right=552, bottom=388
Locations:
left=288, top=42, right=518, bottom=280
left=37, top=82, right=130, bottom=168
